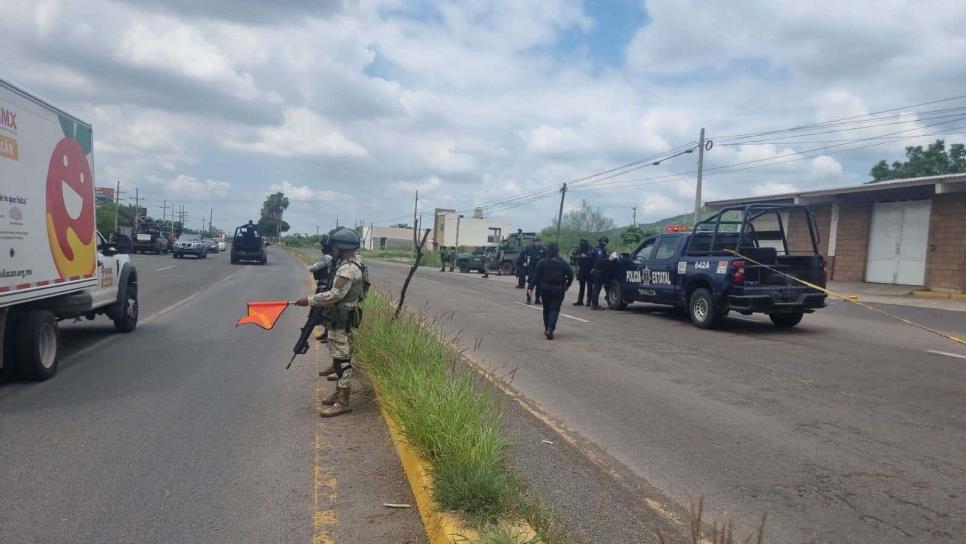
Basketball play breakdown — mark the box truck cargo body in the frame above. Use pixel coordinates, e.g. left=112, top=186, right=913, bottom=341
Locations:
left=0, top=77, right=138, bottom=380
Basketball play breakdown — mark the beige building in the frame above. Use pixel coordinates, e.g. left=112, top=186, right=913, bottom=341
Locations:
left=433, top=207, right=511, bottom=249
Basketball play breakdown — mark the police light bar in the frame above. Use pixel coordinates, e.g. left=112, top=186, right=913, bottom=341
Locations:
left=664, top=225, right=690, bottom=232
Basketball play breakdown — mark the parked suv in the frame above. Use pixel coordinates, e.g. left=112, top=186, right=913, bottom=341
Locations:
left=173, top=234, right=208, bottom=259
left=230, top=221, right=267, bottom=264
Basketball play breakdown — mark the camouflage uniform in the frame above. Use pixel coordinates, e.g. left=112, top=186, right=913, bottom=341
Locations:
left=308, top=254, right=366, bottom=389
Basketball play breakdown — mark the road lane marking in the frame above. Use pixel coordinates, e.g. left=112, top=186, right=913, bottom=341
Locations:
left=513, top=301, right=590, bottom=323
left=926, top=350, right=966, bottom=360
left=155, top=265, right=176, bottom=272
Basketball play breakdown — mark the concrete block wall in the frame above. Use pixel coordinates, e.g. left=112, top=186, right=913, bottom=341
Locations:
left=925, top=192, right=966, bottom=292
left=829, top=200, right=872, bottom=282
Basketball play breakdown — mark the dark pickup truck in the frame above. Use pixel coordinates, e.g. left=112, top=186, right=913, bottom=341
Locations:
left=607, top=203, right=828, bottom=329
left=230, top=221, right=267, bottom=265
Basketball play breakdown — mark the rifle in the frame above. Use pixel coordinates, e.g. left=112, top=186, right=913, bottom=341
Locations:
left=286, top=304, right=326, bottom=369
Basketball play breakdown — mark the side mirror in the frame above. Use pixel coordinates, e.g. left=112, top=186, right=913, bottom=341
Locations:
left=620, top=252, right=631, bottom=260
left=99, top=244, right=118, bottom=257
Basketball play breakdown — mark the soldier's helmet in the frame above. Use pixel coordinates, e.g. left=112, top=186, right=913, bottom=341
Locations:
left=330, top=228, right=361, bottom=250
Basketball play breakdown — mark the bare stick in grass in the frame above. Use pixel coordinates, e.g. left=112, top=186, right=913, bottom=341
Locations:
left=394, top=228, right=431, bottom=321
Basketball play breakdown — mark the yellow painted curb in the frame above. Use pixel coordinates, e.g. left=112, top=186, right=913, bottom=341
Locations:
left=951, top=293, right=966, bottom=302
left=913, top=290, right=951, bottom=299
left=377, top=403, right=476, bottom=544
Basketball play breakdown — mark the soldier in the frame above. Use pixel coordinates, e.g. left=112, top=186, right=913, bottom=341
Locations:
left=309, top=235, right=335, bottom=348
left=440, top=246, right=448, bottom=272
left=588, top=236, right=610, bottom=311
left=528, top=243, right=573, bottom=340
left=481, top=247, right=490, bottom=278
left=295, top=228, right=369, bottom=418
left=448, top=246, right=456, bottom=272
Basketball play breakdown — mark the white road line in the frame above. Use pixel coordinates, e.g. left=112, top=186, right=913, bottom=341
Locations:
left=926, top=350, right=966, bottom=360
left=156, top=265, right=177, bottom=272
left=417, top=277, right=440, bottom=284
left=512, top=301, right=590, bottom=323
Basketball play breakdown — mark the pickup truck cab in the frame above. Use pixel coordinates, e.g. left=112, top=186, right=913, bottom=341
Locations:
left=608, top=203, right=827, bottom=329
left=457, top=244, right=499, bottom=273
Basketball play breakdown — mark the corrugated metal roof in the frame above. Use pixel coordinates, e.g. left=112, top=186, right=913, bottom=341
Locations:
left=706, top=173, right=966, bottom=207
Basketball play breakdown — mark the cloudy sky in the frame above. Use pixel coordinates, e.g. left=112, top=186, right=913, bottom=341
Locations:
left=4, top=0, right=966, bottom=234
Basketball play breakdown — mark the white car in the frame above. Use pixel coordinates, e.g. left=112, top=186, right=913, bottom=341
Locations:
left=217, top=241, right=226, bottom=252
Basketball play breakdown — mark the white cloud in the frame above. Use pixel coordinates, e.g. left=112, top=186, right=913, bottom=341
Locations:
left=168, top=175, right=232, bottom=197
left=221, top=108, right=367, bottom=159
left=269, top=180, right=352, bottom=202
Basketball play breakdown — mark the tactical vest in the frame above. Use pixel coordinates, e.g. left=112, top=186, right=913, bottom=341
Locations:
left=332, top=259, right=369, bottom=330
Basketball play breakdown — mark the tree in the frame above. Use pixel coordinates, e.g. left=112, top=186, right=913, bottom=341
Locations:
left=258, top=217, right=289, bottom=235
left=868, top=139, right=966, bottom=181
left=542, top=199, right=616, bottom=251
left=621, top=225, right=645, bottom=245
left=260, top=192, right=290, bottom=238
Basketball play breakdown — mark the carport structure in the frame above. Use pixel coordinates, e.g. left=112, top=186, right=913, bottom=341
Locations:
left=706, top=173, right=966, bottom=293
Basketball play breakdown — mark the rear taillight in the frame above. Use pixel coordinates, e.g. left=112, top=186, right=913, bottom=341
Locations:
left=821, top=258, right=828, bottom=284
left=731, top=260, right=745, bottom=286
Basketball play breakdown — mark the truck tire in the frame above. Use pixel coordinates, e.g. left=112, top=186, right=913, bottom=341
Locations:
left=17, top=311, right=60, bottom=381
left=606, top=279, right=628, bottom=310
left=499, top=262, right=513, bottom=276
left=458, top=261, right=470, bottom=273
left=688, top=287, right=721, bottom=329
left=113, top=278, right=139, bottom=333
left=769, top=312, right=803, bottom=329
left=231, top=256, right=239, bottom=264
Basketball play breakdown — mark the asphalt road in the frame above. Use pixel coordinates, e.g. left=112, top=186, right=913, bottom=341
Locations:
left=370, top=260, right=966, bottom=544
left=0, top=248, right=423, bottom=543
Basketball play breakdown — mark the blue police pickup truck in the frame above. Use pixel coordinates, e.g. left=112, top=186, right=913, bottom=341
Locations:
left=606, top=203, right=828, bottom=329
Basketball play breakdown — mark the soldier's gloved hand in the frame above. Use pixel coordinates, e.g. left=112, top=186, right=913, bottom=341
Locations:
left=295, top=297, right=309, bottom=306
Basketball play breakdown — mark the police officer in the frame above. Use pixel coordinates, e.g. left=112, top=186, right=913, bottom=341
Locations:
left=295, top=228, right=368, bottom=418
left=570, top=239, right=593, bottom=306
left=525, top=237, right=546, bottom=304
left=515, top=249, right=527, bottom=289
left=588, top=236, right=609, bottom=311
left=528, top=243, right=573, bottom=340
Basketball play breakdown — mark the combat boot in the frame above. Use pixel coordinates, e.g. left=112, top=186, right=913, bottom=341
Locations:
left=319, top=359, right=338, bottom=378
left=320, top=387, right=351, bottom=417
left=321, top=388, right=340, bottom=406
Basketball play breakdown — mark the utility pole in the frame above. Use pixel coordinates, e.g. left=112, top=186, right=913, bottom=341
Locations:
left=209, top=208, right=213, bottom=237
left=112, top=180, right=123, bottom=234
left=694, top=127, right=706, bottom=226
left=455, top=214, right=462, bottom=250
left=132, top=187, right=142, bottom=232
left=412, top=191, right=419, bottom=251
left=369, top=222, right=374, bottom=250
left=161, top=200, right=170, bottom=234
left=632, top=206, right=637, bottom=227
left=554, top=183, right=567, bottom=245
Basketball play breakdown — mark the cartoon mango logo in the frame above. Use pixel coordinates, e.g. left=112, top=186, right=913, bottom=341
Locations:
left=46, top=136, right=95, bottom=278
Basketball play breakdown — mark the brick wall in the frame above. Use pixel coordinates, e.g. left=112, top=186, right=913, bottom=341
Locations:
left=925, top=192, right=966, bottom=292
left=830, top=200, right=872, bottom=282
left=785, top=204, right=830, bottom=255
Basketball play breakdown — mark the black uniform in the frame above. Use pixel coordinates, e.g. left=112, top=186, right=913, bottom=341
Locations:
left=515, top=251, right=527, bottom=288
left=529, top=256, right=573, bottom=337
left=570, top=240, right=593, bottom=306
left=588, top=242, right=609, bottom=309
left=524, top=245, right=547, bottom=303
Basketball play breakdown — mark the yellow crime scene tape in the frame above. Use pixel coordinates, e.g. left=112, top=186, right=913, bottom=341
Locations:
left=724, top=249, right=966, bottom=347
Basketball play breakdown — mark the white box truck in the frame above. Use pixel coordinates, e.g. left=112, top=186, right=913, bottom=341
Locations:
left=0, top=78, right=138, bottom=380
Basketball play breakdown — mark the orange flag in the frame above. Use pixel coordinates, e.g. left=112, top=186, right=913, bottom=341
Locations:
left=236, top=300, right=290, bottom=330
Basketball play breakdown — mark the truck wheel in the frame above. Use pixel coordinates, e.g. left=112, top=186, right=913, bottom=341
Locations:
left=499, top=262, right=513, bottom=276
left=231, top=256, right=238, bottom=264
left=769, top=313, right=803, bottom=329
left=17, top=311, right=60, bottom=381
left=688, top=287, right=721, bottom=329
left=606, top=279, right=628, bottom=310
left=458, top=261, right=470, bottom=273
left=113, top=280, right=139, bottom=333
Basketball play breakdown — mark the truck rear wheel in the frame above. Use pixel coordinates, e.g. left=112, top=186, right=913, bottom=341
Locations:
left=17, top=311, right=60, bottom=381
left=688, top=287, right=721, bottom=329
left=606, top=279, right=628, bottom=310
left=458, top=261, right=469, bottom=273
left=769, top=312, right=803, bottom=328
left=499, top=262, right=513, bottom=276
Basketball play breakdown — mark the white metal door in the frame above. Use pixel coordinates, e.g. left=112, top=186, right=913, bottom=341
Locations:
left=865, top=200, right=931, bottom=285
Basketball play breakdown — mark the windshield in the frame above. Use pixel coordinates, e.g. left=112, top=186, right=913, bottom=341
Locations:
left=180, top=235, right=201, bottom=241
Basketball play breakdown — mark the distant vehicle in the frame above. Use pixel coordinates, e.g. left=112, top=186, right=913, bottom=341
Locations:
left=0, top=76, right=139, bottom=381
left=203, top=238, right=219, bottom=254
left=494, top=231, right=538, bottom=275
left=457, top=244, right=499, bottom=273
left=608, top=203, right=827, bottom=329
left=217, top=241, right=226, bottom=252
left=231, top=221, right=267, bottom=265
left=173, top=234, right=208, bottom=259
left=133, top=231, right=167, bottom=254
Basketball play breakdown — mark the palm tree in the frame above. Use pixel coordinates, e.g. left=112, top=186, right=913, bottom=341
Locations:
left=260, top=192, right=290, bottom=240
